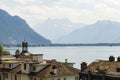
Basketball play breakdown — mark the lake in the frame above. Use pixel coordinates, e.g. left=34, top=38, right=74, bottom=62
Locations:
left=5, top=46, right=120, bottom=69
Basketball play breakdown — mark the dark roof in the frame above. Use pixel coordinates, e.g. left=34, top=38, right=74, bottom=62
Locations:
left=8, top=60, right=80, bottom=77
left=85, top=60, right=120, bottom=76
left=35, top=60, right=80, bottom=77
left=22, top=41, right=28, bottom=46
left=29, top=72, right=37, bottom=76
left=9, top=64, right=21, bottom=74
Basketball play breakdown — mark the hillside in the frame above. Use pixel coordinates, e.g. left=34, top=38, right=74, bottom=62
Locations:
left=0, top=9, right=51, bottom=45
left=55, top=20, right=120, bottom=43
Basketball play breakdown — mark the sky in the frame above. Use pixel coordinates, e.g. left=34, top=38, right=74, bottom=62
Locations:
left=0, top=0, right=120, bottom=27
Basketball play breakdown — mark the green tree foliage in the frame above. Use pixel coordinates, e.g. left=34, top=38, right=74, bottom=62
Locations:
left=0, top=45, right=3, bottom=53
left=2, top=50, right=10, bottom=55
left=0, top=44, right=11, bottom=55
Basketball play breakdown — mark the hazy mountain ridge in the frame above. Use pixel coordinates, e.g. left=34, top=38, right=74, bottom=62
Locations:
left=55, top=20, right=120, bottom=43
left=34, top=18, right=85, bottom=41
left=0, top=9, right=51, bottom=45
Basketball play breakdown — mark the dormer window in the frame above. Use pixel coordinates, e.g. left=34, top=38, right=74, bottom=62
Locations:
left=52, top=65, right=57, bottom=74
left=50, top=65, right=57, bottom=75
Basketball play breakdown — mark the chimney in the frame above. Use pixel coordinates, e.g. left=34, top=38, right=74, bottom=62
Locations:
left=50, top=65, right=57, bottom=75
left=117, top=56, right=120, bottom=62
left=109, top=56, right=115, bottom=62
left=81, top=62, right=87, bottom=72
left=65, top=59, right=68, bottom=63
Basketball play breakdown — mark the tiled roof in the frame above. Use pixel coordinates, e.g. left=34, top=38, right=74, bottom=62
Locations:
left=5, top=60, right=79, bottom=77
left=35, top=60, right=80, bottom=78
left=9, top=64, right=21, bottom=74
left=85, top=60, right=120, bottom=76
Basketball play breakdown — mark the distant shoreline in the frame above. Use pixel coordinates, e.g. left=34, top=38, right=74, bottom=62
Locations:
left=2, top=43, right=120, bottom=47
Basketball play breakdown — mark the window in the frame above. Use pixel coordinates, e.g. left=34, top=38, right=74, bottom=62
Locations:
left=64, top=78, right=66, bottom=80
left=34, top=78, right=36, bottom=80
left=15, top=75, right=17, bottom=80
left=75, top=77, right=78, bottom=80
left=9, top=64, right=11, bottom=68
left=58, top=78, right=60, bottom=80
left=0, top=75, right=1, bottom=80
left=24, top=64, right=26, bottom=70
left=3, top=64, right=5, bottom=68
left=31, top=77, right=33, bottom=80
left=33, top=66, right=36, bottom=71
left=5, top=73, right=8, bottom=78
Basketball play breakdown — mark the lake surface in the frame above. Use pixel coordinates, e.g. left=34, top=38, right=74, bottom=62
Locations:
left=5, top=46, right=120, bottom=69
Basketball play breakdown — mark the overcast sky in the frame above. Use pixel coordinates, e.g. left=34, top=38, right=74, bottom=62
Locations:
left=0, top=0, right=120, bottom=27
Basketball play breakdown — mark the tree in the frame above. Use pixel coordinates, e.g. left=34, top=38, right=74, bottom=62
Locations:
left=0, top=44, right=11, bottom=55
left=0, top=45, right=3, bottom=54
left=2, top=50, right=10, bottom=55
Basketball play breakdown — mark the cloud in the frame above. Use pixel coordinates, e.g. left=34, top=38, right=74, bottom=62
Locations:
left=0, top=0, right=120, bottom=26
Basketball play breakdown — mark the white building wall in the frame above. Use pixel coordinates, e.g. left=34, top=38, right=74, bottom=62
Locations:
left=2, top=63, right=19, bottom=69
left=4, top=64, right=9, bottom=68
left=20, top=74, right=29, bottom=80
left=3, top=73, right=9, bottom=80
left=33, top=55, right=43, bottom=62
left=21, top=63, right=30, bottom=74
left=44, top=75, right=79, bottom=80
left=37, top=55, right=43, bottom=62
left=33, top=56, right=37, bottom=61
left=0, top=73, right=10, bottom=80
left=11, top=74, right=21, bottom=80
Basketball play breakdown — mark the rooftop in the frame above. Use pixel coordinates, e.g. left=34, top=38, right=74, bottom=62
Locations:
left=85, top=60, right=120, bottom=76
left=35, top=60, right=80, bottom=77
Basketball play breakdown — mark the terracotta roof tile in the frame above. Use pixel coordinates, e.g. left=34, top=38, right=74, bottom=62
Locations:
left=35, top=60, right=80, bottom=78
left=9, top=64, right=21, bottom=74
left=85, top=60, right=120, bottom=76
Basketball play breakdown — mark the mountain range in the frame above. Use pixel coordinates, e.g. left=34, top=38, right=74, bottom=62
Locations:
left=55, top=20, right=120, bottom=43
left=0, top=9, right=51, bottom=45
left=1, top=9, right=120, bottom=45
left=34, top=18, right=85, bottom=41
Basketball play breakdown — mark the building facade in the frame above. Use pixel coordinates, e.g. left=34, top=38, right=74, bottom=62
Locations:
left=0, top=41, right=80, bottom=80
left=79, top=56, right=120, bottom=80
